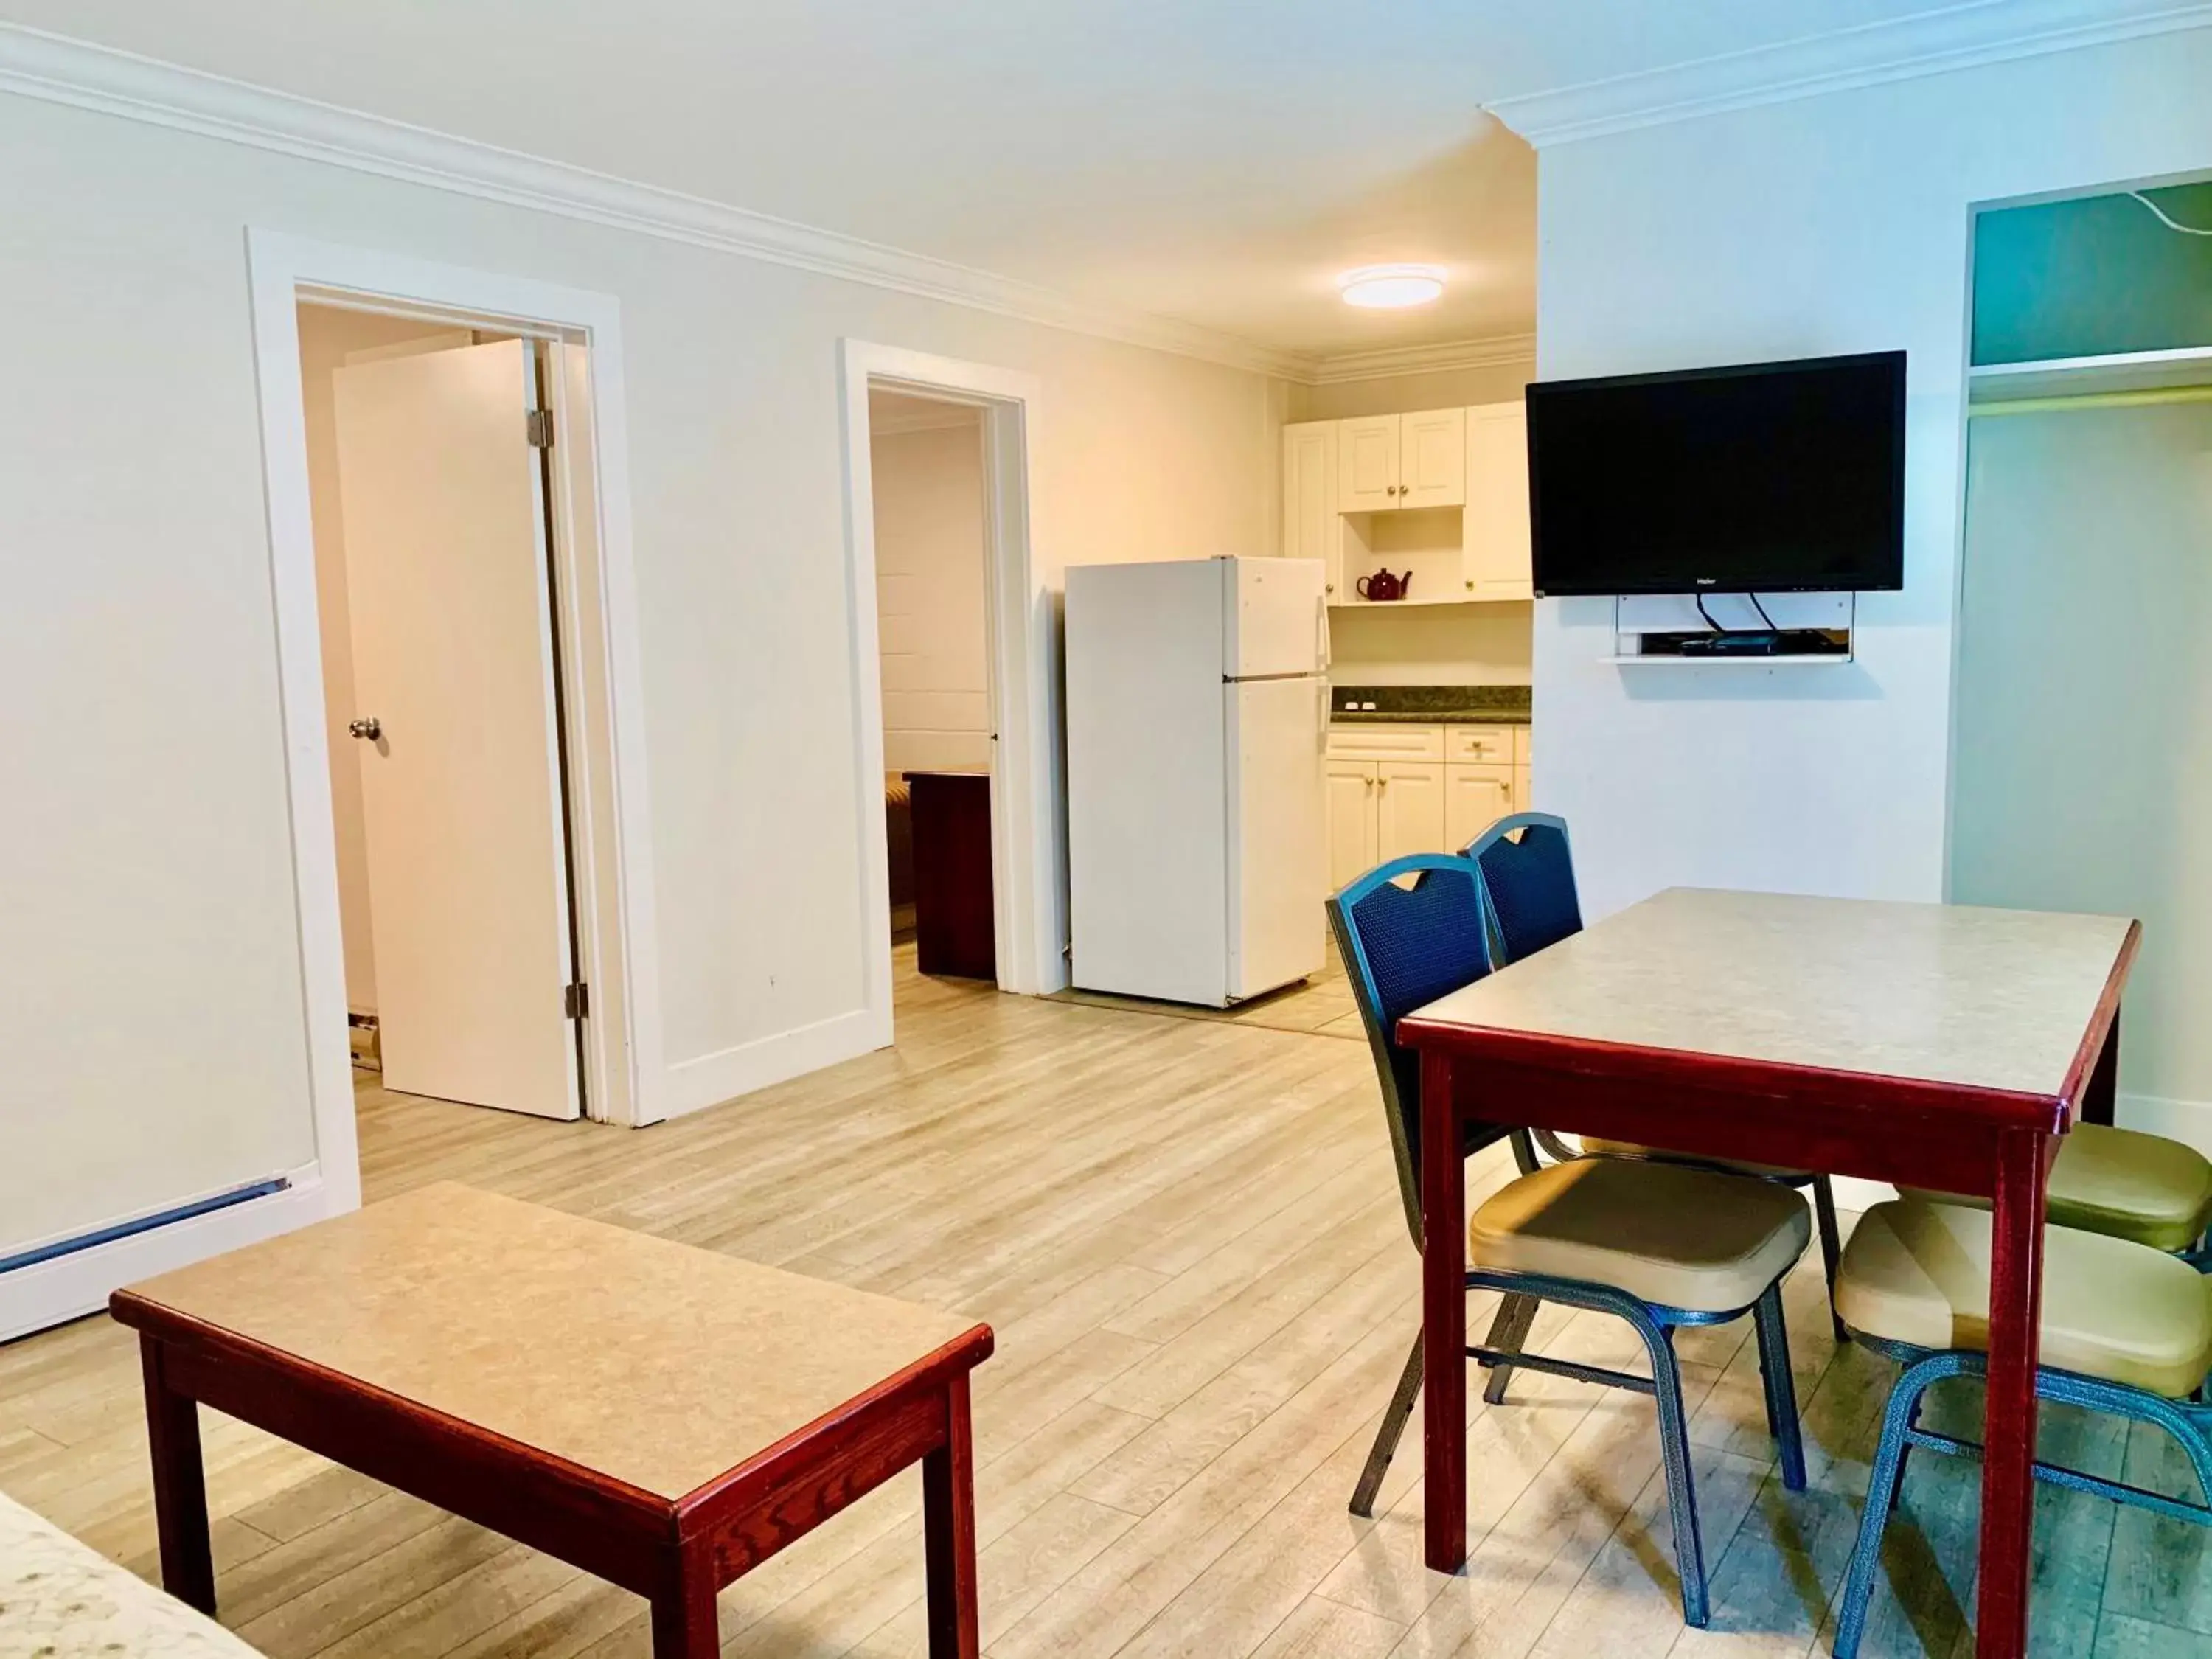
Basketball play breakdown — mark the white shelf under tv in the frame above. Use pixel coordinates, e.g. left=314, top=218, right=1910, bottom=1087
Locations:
left=1607, top=591, right=1857, bottom=665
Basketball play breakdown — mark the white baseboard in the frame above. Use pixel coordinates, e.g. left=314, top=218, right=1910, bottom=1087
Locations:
left=0, top=1173, right=349, bottom=1343
left=658, top=1005, right=891, bottom=1122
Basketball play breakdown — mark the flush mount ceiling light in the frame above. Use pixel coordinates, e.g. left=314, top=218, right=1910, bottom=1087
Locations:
left=1337, top=264, right=1447, bottom=308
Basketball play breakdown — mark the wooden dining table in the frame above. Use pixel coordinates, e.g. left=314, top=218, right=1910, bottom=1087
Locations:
left=1397, top=886, right=2137, bottom=1659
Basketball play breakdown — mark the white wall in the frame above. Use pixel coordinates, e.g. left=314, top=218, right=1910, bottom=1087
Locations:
left=0, top=86, right=1281, bottom=1258
left=296, top=305, right=479, bottom=1017
left=1531, top=27, right=2212, bottom=922
left=870, top=418, right=992, bottom=773
left=1951, top=402, right=2212, bottom=1133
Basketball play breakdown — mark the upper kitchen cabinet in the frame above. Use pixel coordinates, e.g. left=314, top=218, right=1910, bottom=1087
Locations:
left=1337, top=416, right=1399, bottom=512
left=1284, top=400, right=1531, bottom=608
left=1281, top=421, right=1340, bottom=592
left=1400, top=408, right=1467, bottom=509
left=1462, top=403, right=1534, bottom=602
left=1335, top=409, right=1464, bottom=512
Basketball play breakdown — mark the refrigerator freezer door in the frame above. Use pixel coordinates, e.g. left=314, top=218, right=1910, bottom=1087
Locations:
left=1065, top=559, right=1231, bottom=1004
left=1225, top=557, right=1327, bottom=680
left=1225, top=675, right=1328, bottom=1000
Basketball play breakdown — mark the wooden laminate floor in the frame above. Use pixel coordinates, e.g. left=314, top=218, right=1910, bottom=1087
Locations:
left=4, top=949, right=2209, bottom=1658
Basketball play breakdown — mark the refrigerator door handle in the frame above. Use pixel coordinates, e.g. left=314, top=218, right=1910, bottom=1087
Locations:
left=1315, top=592, right=1332, bottom=672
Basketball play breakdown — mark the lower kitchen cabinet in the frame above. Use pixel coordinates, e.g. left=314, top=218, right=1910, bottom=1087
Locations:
left=1376, top=760, right=1447, bottom=863
left=1442, top=762, right=1516, bottom=849
left=1326, top=723, right=1531, bottom=886
left=1325, top=760, right=1380, bottom=890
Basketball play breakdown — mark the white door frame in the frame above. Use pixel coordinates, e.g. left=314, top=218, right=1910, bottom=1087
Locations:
left=246, top=230, right=668, bottom=1145
left=838, top=341, right=1065, bottom=1022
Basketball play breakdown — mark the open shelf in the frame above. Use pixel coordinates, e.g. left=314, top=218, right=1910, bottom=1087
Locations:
left=1599, top=653, right=1852, bottom=667
left=1608, top=591, right=1855, bottom=664
left=1969, top=344, right=2212, bottom=404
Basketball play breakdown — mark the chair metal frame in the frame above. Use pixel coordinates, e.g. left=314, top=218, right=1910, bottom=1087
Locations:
left=1831, top=1333, right=2212, bottom=1659
left=1462, top=811, right=1849, bottom=1343
left=1329, top=852, right=1808, bottom=1628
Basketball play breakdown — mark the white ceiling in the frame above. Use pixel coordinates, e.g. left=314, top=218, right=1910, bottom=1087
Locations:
left=3, top=1, right=1978, bottom=359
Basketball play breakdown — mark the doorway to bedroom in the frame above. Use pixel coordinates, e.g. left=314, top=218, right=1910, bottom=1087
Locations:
left=866, top=389, right=1000, bottom=988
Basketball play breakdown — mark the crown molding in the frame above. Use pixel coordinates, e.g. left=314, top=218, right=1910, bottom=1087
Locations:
left=1305, top=333, right=1537, bottom=385
left=1484, top=0, right=2212, bottom=148
left=0, top=22, right=1312, bottom=380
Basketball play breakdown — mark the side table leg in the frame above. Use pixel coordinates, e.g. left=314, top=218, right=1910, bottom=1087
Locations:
left=923, top=1373, right=981, bottom=1658
left=1976, top=1128, right=2051, bottom=1659
left=140, top=1336, right=215, bottom=1614
left=649, top=1551, right=720, bottom=1659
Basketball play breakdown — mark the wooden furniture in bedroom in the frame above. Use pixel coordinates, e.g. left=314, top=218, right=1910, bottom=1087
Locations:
left=904, top=770, right=995, bottom=981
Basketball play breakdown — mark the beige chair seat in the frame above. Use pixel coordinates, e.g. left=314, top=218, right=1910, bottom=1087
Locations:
left=1899, top=1122, right=2212, bottom=1253
left=1582, top=1137, right=1807, bottom=1181
left=1468, top=1157, right=1811, bottom=1314
left=1836, top=1199, right=2212, bottom=1398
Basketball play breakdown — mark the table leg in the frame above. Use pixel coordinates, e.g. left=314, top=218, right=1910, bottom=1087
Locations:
left=2084, top=1014, right=2118, bottom=1128
left=1421, top=1048, right=1467, bottom=1574
left=923, top=1373, right=980, bottom=1658
left=1976, top=1128, right=2051, bottom=1659
left=139, top=1335, right=215, bottom=1615
left=649, top=1551, right=720, bottom=1659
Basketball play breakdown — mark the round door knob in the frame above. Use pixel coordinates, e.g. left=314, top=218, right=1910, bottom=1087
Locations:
left=349, top=717, right=382, bottom=742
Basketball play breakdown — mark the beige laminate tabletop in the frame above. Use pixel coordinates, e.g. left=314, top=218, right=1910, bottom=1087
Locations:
left=116, top=1183, right=986, bottom=1503
left=1405, top=888, right=2135, bottom=1099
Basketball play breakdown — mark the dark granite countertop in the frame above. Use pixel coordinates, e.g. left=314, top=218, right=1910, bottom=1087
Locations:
left=1329, top=685, right=1531, bottom=726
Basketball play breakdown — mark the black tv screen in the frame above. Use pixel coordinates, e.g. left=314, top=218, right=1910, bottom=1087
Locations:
left=1527, top=350, right=1906, bottom=596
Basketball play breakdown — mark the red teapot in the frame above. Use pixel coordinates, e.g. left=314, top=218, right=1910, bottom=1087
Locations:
left=1355, top=567, right=1412, bottom=602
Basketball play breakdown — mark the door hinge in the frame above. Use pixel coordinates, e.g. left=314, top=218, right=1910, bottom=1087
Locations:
left=564, top=981, right=589, bottom=1020
left=526, top=408, right=554, bottom=449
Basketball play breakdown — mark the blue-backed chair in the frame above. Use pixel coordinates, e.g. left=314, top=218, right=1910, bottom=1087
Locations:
left=1464, top=811, right=1851, bottom=1343
left=1830, top=1198, right=2212, bottom=1658
left=1328, top=853, right=1811, bottom=1627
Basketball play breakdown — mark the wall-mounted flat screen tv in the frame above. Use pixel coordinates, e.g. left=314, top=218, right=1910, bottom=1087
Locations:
left=1527, top=350, right=1906, bottom=596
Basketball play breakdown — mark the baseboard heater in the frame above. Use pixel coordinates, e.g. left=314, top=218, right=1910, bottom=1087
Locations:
left=0, top=1177, right=289, bottom=1276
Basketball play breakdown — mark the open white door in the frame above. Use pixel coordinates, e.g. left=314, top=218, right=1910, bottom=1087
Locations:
left=333, top=340, right=580, bottom=1120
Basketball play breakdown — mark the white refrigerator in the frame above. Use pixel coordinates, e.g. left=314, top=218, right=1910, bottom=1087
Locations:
left=1065, top=556, right=1330, bottom=1006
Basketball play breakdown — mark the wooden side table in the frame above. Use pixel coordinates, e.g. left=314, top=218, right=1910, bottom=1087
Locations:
left=904, top=771, right=995, bottom=981
left=111, top=1183, right=995, bottom=1658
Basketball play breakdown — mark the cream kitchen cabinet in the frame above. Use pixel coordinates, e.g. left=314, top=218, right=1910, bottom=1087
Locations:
left=1284, top=402, right=1526, bottom=607
left=1401, top=408, right=1469, bottom=509
left=1325, top=759, right=1380, bottom=889
left=1443, top=763, right=1517, bottom=849
left=1281, top=421, right=1341, bottom=594
left=1461, top=402, right=1534, bottom=600
left=1375, top=760, right=1447, bottom=862
left=1336, top=408, right=1466, bottom=513
left=1325, top=723, right=1530, bottom=883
